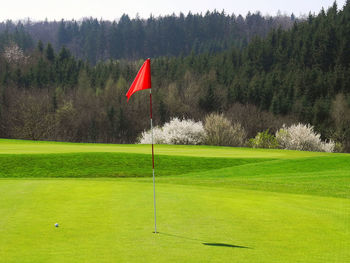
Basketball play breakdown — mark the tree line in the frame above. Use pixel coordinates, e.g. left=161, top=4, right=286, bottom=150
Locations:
left=0, top=2, right=349, bottom=151
left=0, top=11, right=295, bottom=64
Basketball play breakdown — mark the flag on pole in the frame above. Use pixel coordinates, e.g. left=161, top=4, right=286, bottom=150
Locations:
left=126, top=58, right=157, bottom=233
left=126, top=59, right=151, bottom=101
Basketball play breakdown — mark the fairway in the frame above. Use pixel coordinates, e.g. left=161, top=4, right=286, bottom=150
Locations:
left=0, top=139, right=349, bottom=262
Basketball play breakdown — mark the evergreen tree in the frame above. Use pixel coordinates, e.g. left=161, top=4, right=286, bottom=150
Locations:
left=45, top=43, right=55, bottom=62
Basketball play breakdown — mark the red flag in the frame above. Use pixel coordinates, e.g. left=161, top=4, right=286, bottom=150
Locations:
left=126, top=59, right=151, bottom=101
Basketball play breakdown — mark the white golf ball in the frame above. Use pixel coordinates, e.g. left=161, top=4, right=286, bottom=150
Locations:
left=55, top=223, right=59, bottom=227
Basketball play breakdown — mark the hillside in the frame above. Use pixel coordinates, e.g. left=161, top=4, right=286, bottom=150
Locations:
left=0, top=11, right=294, bottom=63
left=0, top=2, right=349, bottom=151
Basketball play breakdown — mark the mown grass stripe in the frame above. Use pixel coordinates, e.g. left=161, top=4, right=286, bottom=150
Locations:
left=0, top=152, right=270, bottom=178
left=0, top=138, right=337, bottom=159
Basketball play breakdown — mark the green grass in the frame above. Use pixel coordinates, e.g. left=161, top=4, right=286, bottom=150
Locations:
left=0, top=152, right=269, bottom=178
left=154, top=156, right=350, bottom=198
left=0, top=138, right=333, bottom=158
left=0, top=139, right=349, bottom=262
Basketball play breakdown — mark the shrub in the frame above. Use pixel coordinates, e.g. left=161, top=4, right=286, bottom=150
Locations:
left=204, top=113, right=246, bottom=146
left=138, top=117, right=205, bottom=145
left=276, top=123, right=335, bottom=152
left=138, top=126, right=166, bottom=144
left=248, top=129, right=279, bottom=149
left=333, top=142, right=344, bottom=153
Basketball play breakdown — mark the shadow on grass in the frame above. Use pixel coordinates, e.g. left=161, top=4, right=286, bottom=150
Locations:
left=202, top=242, right=250, bottom=248
left=158, top=232, right=252, bottom=249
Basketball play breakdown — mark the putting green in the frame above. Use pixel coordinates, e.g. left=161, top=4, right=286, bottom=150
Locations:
left=0, top=139, right=349, bottom=262
left=0, top=180, right=349, bottom=263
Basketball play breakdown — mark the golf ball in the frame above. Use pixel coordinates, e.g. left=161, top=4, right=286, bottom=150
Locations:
left=55, top=223, right=59, bottom=227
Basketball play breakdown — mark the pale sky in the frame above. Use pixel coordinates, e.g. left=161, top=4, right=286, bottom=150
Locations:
left=0, top=0, right=347, bottom=22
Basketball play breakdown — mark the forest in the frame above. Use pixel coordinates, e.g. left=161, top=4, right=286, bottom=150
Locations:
left=0, top=11, right=294, bottom=63
left=0, top=1, right=349, bottom=151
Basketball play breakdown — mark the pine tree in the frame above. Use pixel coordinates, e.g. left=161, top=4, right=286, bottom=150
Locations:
left=45, top=43, right=55, bottom=62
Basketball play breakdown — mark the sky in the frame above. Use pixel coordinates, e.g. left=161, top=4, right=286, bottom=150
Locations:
left=0, top=0, right=347, bottom=22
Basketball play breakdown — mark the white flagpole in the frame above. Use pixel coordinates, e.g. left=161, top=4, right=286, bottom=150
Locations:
left=150, top=88, right=157, bottom=233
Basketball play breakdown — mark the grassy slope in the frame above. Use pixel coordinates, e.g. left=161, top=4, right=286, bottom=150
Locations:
left=0, top=139, right=349, bottom=262
left=1, top=139, right=349, bottom=198
left=0, top=138, right=332, bottom=158
left=0, top=153, right=269, bottom=178
left=154, top=156, right=350, bottom=198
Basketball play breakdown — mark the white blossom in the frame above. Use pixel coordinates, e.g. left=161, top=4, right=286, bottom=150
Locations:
left=3, top=43, right=28, bottom=65
left=276, top=123, right=335, bottom=152
left=138, top=117, right=205, bottom=145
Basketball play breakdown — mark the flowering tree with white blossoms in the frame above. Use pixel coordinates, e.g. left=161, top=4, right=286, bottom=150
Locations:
left=3, top=43, right=28, bottom=65
left=276, top=123, right=335, bottom=152
left=138, top=117, right=206, bottom=145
